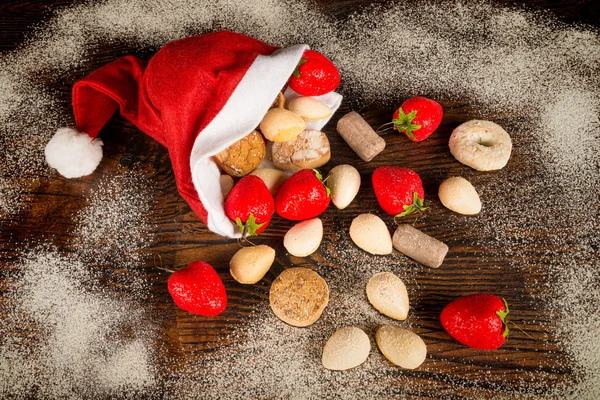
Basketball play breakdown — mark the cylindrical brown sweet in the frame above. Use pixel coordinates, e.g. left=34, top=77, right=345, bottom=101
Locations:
left=336, top=111, right=385, bottom=162
left=392, top=225, right=448, bottom=268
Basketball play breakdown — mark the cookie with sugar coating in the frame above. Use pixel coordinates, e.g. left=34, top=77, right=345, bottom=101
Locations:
left=272, top=130, right=330, bottom=172
left=322, top=326, right=371, bottom=370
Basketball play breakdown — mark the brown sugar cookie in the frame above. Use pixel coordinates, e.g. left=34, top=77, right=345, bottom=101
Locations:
left=214, top=130, right=266, bottom=177
left=269, top=267, right=329, bottom=327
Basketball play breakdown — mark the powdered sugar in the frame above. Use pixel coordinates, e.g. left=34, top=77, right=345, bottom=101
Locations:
left=0, top=249, right=156, bottom=398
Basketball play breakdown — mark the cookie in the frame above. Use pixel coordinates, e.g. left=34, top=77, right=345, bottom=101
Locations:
left=269, top=267, right=329, bottom=327
left=272, top=129, right=330, bottom=172
left=214, top=130, right=265, bottom=177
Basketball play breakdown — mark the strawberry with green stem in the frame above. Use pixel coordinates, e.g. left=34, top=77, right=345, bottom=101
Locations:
left=372, top=166, right=426, bottom=219
left=275, top=169, right=330, bottom=220
left=224, top=175, right=274, bottom=237
left=288, top=49, right=340, bottom=96
left=380, top=96, right=443, bottom=142
left=440, top=293, right=509, bottom=350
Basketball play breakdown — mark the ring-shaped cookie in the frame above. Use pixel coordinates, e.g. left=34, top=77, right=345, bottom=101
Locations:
left=449, top=120, right=512, bottom=171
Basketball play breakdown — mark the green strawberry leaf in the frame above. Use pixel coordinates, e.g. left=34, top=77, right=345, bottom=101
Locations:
left=235, top=217, right=245, bottom=231
left=312, top=168, right=323, bottom=181
left=235, top=215, right=265, bottom=237
left=392, top=107, right=421, bottom=140
left=397, top=204, right=416, bottom=218
left=496, top=298, right=510, bottom=338
left=394, top=192, right=426, bottom=219
left=292, top=58, right=307, bottom=79
left=244, top=214, right=265, bottom=237
left=413, top=192, right=427, bottom=211
left=312, top=169, right=331, bottom=197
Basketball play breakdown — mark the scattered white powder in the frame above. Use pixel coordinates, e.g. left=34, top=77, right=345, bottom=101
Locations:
left=0, top=249, right=156, bottom=398
left=72, top=169, right=155, bottom=285
left=0, top=0, right=598, bottom=398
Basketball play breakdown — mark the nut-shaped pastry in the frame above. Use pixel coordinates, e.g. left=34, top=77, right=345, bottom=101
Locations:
left=327, top=165, right=361, bottom=210
left=214, top=130, right=265, bottom=177
left=250, top=168, right=289, bottom=196
left=366, top=272, right=409, bottom=320
left=349, top=214, right=393, bottom=255
left=230, top=245, right=275, bottom=284
left=376, top=325, right=427, bottom=369
left=283, top=218, right=323, bottom=257
left=260, top=108, right=306, bottom=142
left=438, top=176, right=481, bottom=215
left=288, top=96, right=332, bottom=121
left=322, top=326, right=371, bottom=371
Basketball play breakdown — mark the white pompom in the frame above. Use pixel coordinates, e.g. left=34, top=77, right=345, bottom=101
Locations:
left=45, top=128, right=103, bottom=178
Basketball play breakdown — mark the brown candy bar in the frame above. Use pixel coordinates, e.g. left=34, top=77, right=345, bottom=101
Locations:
left=336, top=112, right=385, bottom=162
left=392, top=225, right=448, bottom=268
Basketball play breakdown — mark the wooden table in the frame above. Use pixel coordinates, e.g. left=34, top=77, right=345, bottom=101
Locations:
left=1, top=1, right=599, bottom=398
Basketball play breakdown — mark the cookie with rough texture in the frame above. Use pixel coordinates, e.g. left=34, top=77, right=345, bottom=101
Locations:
left=214, top=130, right=265, bottom=177
left=269, top=267, right=329, bottom=327
left=272, top=130, right=330, bottom=172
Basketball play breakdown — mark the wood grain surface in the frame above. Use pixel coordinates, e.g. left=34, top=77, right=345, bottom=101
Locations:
left=1, top=0, right=599, bottom=398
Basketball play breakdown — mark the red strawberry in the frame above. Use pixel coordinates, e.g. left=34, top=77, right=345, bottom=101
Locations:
left=288, top=49, right=340, bottom=96
left=393, top=96, right=443, bottom=142
left=372, top=166, right=426, bottom=217
left=275, top=169, right=330, bottom=220
left=168, top=261, right=227, bottom=316
left=224, top=175, right=274, bottom=236
left=440, top=293, right=509, bottom=350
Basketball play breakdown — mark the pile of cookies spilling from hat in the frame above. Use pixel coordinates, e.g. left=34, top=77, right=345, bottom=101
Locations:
left=45, top=31, right=515, bottom=370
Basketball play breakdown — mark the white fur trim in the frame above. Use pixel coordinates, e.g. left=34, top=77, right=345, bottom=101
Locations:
left=45, top=128, right=103, bottom=178
left=190, top=45, right=307, bottom=238
left=190, top=45, right=343, bottom=238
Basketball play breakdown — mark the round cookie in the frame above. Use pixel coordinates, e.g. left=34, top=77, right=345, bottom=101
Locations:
left=269, top=267, right=329, bottom=327
left=449, top=120, right=512, bottom=171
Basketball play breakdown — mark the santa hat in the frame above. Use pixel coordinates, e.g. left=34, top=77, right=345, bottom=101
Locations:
left=45, top=31, right=342, bottom=238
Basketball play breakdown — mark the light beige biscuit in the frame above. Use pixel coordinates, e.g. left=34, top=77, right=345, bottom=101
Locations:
left=272, top=129, right=331, bottom=172
left=376, top=325, right=427, bottom=369
left=449, top=120, right=512, bottom=171
left=322, top=326, right=371, bottom=371
left=269, top=267, right=329, bottom=327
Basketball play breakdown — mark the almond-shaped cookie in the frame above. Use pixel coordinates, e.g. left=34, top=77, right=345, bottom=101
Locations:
left=322, top=326, right=371, bottom=371
left=366, top=272, right=409, bottom=320
left=349, top=214, right=392, bottom=255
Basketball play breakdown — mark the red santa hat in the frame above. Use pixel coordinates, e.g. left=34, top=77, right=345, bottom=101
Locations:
left=45, top=31, right=341, bottom=238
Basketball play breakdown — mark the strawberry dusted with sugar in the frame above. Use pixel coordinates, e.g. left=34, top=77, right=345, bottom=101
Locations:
left=275, top=169, right=330, bottom=220
left=393, top=96, right=443, bottom=142
left=224, top=175, right=274, bottom=236
left=288, top=50, right=340, bottom=96
left=440, top=293, right=509, bottom=350
left=168, top=261, right=227, bottom=316
left=372, top=166, right=425, bottom=217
